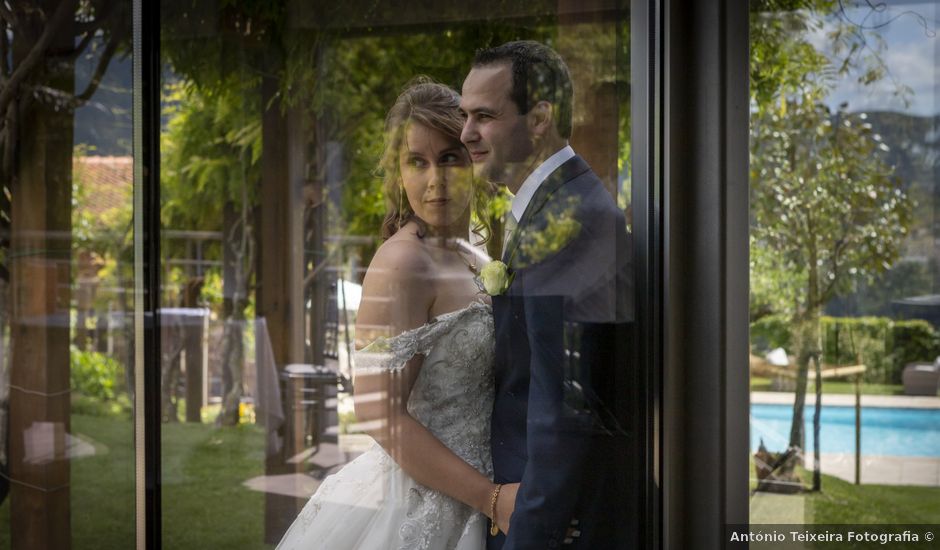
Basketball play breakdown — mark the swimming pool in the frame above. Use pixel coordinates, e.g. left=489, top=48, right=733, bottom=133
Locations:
left=750, top=404, right=940, bottom=457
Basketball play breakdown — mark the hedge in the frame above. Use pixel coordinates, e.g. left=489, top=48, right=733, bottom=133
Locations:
left=751, top=316, right=940, bottom=385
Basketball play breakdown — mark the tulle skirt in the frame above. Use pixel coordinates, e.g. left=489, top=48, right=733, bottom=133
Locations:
left=276, top=444, right=486, bottom=550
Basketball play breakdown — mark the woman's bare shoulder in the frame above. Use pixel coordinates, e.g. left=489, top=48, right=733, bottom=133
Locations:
left=370, top=234, right=433, bottom=272
left=357, top=233, right=436, bottom=342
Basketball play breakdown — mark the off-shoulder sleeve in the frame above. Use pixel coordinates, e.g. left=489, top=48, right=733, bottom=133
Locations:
left=355, top=306, right=473, bottom=375
left=353, top=304, right=487, bottom=376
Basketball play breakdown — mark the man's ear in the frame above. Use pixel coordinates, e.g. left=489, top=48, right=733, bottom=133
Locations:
left=528, top=101, right=554, bottom=137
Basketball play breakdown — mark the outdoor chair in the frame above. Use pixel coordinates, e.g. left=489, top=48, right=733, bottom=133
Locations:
left=902, top=362, right=940, bottom=396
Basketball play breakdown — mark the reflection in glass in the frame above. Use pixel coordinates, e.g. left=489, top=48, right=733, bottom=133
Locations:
left=160, top=1, right=633, bottom=548
left=749, top=0, right=940, bottom=524
left=0, top=1, right=135, bottom=549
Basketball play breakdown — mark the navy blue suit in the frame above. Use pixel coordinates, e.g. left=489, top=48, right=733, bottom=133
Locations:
left=488, top=155, right=636, bottom=550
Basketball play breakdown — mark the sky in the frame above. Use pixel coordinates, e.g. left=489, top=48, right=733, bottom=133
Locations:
left=806, top=1, right=939, bottom=116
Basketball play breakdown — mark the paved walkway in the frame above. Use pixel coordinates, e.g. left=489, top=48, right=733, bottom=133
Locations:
left=752, top=391, right=940, bottom=408
left=752, top=391, right=940, bottom=487
left=242, top=435, right=374, bottom=498
left=803, top=453, right=940, bottom=486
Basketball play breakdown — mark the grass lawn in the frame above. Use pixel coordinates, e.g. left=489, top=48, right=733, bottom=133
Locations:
left=0, top=411, right=272, bottom=549
left=750, top=463, right=940, bottom=524
left=806, top=474, right=940, bottom=524
left=3, top=409, right=936, bottom=546
left=161, top=418, right=270, bottom=549
left=750, top=376, right=907, bottom=396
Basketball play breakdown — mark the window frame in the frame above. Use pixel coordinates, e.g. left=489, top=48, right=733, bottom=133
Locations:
left=133, top=1, right=756, bottom=547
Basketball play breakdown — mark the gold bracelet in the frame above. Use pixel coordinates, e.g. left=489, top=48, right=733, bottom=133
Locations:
left=489, top=483, right=503, bottom=536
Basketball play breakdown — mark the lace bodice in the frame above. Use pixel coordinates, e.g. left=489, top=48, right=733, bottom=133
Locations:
left=355, top=301, right=495, bottom=475
left=279, top=302, right=495, bottom=549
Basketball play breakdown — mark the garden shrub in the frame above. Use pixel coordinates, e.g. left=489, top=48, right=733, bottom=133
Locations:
left=750, top=314, right=792, bottom=354
left=888, top=320, right=940, bottom=384
left=821, top=317, right=891, bottom=384
left=71, top=347, right=126, bottom=403
left=752, top=316, right=940, bottom=385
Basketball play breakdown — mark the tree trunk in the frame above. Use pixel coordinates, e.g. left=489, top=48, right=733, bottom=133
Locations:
left=790, top=247, right=819, bottom=460
left=218, top=201, right=250, bottom=426
left=788, top=320, right=813, bottom=450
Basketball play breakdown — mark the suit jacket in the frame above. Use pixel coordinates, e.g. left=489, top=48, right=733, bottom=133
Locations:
left=488, top=155, right=636, bottom=550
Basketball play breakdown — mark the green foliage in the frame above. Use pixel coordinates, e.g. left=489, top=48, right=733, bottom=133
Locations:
left=751, top=315, right=940, bottom=385
left=71, top=146, right=136, bottom=313
left=161, top=79, right=260, bottom=312
left=888, top=319, right=940, bottom=384
left=295, top=27, right=558, bottom=244
left=819, top=316, right=939, bottom=384
left=161, top=80, right=261, bottom=235
left=820, top=316, right=891, bottom=383
left=162, top=7, right=630, bottom=264
left=750, top=2, right=834, bottom=113
left=749, top=1, right=915, bottom=326
left=750, top=314, right=793, bottom=354
left=830, top=259, right=936, bottom=317
left=71, top=347, right=125, bottom=401
left=749, top=0, right=922, bottom=451
left=751, top=100, right=911, bottom=324
left=749, top=1, right=909, bottom=117
left=70, top=347, right=131, bottom=417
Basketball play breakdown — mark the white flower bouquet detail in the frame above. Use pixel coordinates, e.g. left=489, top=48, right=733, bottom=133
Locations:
left=476, top=260, right=513, bottom=296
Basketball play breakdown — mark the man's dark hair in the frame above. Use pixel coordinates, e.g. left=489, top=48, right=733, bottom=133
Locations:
left=473, top=40, right=573, bottom=139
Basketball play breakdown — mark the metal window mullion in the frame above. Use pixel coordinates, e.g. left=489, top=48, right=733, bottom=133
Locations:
left=133, top=1, right=161, bottom=549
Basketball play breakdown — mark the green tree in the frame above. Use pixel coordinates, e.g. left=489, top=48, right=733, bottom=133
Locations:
left=749, top=2, right=920, bottom=471
left=158, top=0, right=631, bottom=433
left=751, top=95, right=911, bottom=452
left=161, top=79, right=261, bottom=424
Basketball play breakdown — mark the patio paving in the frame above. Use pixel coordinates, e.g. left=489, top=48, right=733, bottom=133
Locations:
left=751, top=391, right=940, bottom=409
left=242, top=434, right=374, bottom=498
left=804, top=453, right=940, bottom=487
left=749, top=491, right=807, bottom=524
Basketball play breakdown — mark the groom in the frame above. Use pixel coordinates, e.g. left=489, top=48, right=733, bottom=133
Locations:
left=461, top=41, right=635, bottom=549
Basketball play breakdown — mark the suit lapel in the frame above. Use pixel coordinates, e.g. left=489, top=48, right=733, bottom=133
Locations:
left=502, top=155, right=591, bottom=265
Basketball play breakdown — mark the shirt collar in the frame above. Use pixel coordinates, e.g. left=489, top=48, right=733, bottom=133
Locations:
left=510, top=145, right=575, bottom=221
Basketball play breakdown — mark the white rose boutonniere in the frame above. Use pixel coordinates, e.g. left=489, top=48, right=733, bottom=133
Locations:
left=478, top=260, right=514, bottom=296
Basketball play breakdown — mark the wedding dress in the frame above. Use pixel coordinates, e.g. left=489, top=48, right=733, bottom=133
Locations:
left=276, top=301, right=494, bottom=550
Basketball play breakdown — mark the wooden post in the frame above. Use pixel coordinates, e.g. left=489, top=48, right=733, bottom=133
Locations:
left=855, top=373, right=861, bottom=485
left=557, top=0, right=622, bottom=198
left=812, top=354, right=822, bottom=491
left=184, top=311, right=205, bottom=423
left=8, top=3, right=76, bottom=546
left=258, top=55, right=307, bottom=543
left=817, top=363, right=867, bottom=489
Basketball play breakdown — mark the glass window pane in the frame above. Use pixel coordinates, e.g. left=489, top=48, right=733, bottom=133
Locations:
left=749, top=0, right=940, bottom=525
left=0, top=2, right=136, bottom=548
left=160, top=1, right=637, bottom=548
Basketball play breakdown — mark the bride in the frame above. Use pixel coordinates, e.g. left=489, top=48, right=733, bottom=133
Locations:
left=277, top=79, right=516, bottom=549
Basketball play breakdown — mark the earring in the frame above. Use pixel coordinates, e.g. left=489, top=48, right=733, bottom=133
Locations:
left=397, top=181, right=405, bottom=231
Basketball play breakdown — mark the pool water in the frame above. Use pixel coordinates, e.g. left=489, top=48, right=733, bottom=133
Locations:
left=750, top=404, right=940, bottom=457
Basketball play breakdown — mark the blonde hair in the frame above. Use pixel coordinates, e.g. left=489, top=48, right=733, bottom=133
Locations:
left=379, top=77, right=491, bottom=241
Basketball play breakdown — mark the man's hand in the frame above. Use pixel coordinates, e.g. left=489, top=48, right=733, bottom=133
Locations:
left=495, top=482, right=520, bottom=535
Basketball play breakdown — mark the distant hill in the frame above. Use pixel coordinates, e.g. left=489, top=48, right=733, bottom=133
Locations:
left=73, top=40, right=132, bottom=156
left=825, top=110, right=940, bottom=317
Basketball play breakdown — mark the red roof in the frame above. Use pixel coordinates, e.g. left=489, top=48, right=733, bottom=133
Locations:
left=73, top=156, right=132, bottom=219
